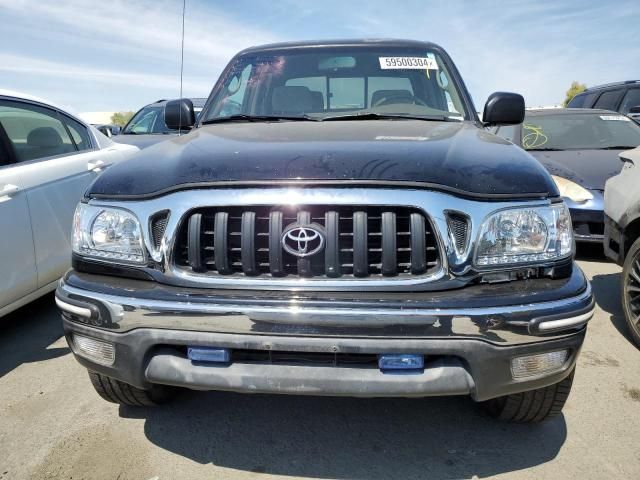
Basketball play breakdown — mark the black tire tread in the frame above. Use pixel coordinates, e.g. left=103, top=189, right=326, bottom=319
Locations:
left=88, top=371, right=172, bottom=406
left=621, top=237, right=640, bottom=348
left=483, top=369, right=575, bottom=423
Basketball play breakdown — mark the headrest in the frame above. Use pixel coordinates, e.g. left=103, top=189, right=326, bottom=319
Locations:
left=27, top=127, right=63, bottom=147
left=309, top=91, right=324, bottom=111
left=272, top=86, right=313, bottom=114
left=371, top=89, right=415, bottom=107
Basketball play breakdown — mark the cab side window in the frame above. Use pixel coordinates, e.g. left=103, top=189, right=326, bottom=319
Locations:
left=620, top=89, right=640, bottom=114
left=593, top=90, right=624, bottom=111
left=0, top=100, right=76, bottom=163
left=62, top=115, right=92, bottom=152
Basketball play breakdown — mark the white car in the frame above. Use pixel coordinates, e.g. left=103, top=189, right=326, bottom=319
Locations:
left=0, top=90, right=138, bottom=317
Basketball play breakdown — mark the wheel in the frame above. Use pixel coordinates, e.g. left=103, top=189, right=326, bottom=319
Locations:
left=88, top=371, right=175, bottom=406
left=621, top=237, right=640, bottom=347
left=482, top=369, right=575, bottom=422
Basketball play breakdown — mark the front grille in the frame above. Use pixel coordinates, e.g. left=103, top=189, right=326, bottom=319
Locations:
left=174, top=205, right=441, bottom=279
left=446, top=212, right=470, bottom=252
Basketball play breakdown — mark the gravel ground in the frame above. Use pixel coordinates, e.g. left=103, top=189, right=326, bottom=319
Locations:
left=1, top=251, right=639, bottom=480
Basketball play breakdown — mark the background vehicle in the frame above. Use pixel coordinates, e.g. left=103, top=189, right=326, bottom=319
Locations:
left=113, top=97, right=206, bottom=148
left=57, top=39, right=593, bottom=423
left=492, top=108, right=640, bottom=243
left=568, top=81, right=640, bottom=123
left=0, top=90, right=138, bottom=318
left=604, top=146, right=640, bottom=346
left=92, top=124, right=121, bottom=137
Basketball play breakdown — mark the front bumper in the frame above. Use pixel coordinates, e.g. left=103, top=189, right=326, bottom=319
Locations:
left=565, top=193, right=604, bottom=243
left=604, top=214, right=626, bottom=265
left=57, top=268, right=594, bottom=401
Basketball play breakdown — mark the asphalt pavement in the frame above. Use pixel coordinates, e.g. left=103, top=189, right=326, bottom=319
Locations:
left=1, top=247, right=638, bottom=480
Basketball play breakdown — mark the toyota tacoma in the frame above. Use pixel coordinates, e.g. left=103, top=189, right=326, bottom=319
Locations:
left=56, top=39, right=594, bottom=422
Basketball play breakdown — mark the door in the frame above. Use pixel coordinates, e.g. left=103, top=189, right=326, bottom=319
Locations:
left=0, top=126, right=37, bottom=310
left=0, top=100, right=105, bottom=288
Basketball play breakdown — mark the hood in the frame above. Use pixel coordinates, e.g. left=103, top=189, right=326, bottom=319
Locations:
left=88, top=120, right=558, bottom=199
left=529, top=149, right=626, bottom=191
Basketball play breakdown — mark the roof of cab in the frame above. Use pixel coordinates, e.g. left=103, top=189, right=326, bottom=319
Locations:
left=239, top=38, right=443, bottom=54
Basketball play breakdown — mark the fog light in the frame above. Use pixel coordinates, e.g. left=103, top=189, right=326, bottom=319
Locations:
left=378, top=354, right=424, bottom=371
left=188, top=347, right=231, bottom=363
left=73, top=334, right=115, bottom=366
left=511, top=350, right=568, bottom=378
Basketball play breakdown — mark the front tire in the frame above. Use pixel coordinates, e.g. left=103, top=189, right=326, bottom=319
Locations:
left=482, top=369, right=575, bottom=422
left=621, top=237, right=640, bottom=347
left=88, top=371, right=175, bottom=406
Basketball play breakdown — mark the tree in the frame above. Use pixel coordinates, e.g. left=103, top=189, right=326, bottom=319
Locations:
left=110, top=111, right=135, bottom=126
left=563, top=81, right=587, bottom=107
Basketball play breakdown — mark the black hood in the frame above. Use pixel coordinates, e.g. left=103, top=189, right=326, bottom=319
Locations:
left=88, top=120, right=558, bottom=199
left=529, top=149, right=626, bottom=191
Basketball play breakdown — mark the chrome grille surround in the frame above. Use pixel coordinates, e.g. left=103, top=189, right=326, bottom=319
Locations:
left=84, top=187, right=553, bottom=291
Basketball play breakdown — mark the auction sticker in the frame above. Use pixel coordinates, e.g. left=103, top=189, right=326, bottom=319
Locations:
left=600, top=115, right=630, bottom=121
left=379, top=57, right=439, bottom=70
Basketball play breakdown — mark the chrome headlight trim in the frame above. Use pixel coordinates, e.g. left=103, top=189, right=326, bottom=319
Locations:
left=72, top=203, right=147, bottom=265
left=474, top=203, right=573, bottom=268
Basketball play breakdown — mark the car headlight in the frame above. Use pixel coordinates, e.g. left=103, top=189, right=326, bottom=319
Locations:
left=476, top=204, right=573, bottom=266
left=72, top=203, right=146, bottom=263
left=551, top=175, right=593, bottom=202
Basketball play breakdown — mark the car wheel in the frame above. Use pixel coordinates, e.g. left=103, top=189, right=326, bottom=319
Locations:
left=88, top=371, right=176, bottom=406
left=482, top=369, right=574, bottom=422
left=621, top=237, right=640, bottom=347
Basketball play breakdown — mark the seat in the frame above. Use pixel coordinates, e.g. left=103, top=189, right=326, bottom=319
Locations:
left=25, top=126, right=68, bottom=160
left=371, top=89, right=415, bottom=107
left=272, top=86, right=314, bottom=115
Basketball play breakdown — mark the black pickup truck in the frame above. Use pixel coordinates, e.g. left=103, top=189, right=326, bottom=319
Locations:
left=56, top=39, right=593, bottom=422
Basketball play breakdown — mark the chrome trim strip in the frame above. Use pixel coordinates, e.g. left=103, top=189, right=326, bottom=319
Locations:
left=537, top=310, right=594, bottom=332
left=55, top=297, right=91, bottom=318
left=85, top=188, right=558, bottom=291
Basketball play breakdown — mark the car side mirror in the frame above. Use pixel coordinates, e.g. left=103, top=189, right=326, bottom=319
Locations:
left=483, top=92, right=525, bottom=126
left=165, top=99, right=195, bottom=130
left=110, top=125, right=121, bottom=136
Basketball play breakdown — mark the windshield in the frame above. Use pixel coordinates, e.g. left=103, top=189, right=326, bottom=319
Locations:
left=123, top=106, right=170, bottom=134
left=522, top=113, right=640, bottom=150
left=201, top=47, right=469, bottom=122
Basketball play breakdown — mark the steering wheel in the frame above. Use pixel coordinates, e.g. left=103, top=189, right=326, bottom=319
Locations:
left=373, top=94, right=428, bottom=108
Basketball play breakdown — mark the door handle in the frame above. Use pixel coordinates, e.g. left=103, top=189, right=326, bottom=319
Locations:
left=0, top=184, right=20, bottom=197
left=87, top=160, right=105, bottom=172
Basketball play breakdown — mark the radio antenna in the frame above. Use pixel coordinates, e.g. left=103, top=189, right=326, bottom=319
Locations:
left=178, top=0, right=186, bottom=134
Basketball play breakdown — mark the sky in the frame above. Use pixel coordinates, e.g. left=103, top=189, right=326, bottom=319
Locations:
left=0, top=0, right=638, bottom=115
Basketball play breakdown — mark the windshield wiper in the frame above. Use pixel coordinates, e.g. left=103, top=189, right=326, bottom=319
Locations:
left=598, top=145, right=638, bottom=150
left=526, top=147, right=564, bottom=151
left=321, top=112, right=461, bottom=122
left=201, top=114, right=319, bottom=124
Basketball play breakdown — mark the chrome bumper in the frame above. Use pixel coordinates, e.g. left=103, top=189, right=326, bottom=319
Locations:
left=56, top=269, right=594, bottom=345
left=57, top=269, right=594, bottom=401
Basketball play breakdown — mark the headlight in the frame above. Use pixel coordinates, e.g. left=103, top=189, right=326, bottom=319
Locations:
left=72, top=203, right=146, bottom=263
left=476, top=204, right=572, bottom=266
left=552, top=175, right=593, bottom=202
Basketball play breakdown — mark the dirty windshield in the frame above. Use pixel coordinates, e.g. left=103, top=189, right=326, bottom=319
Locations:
left=202, top=47, right=469, bottom=122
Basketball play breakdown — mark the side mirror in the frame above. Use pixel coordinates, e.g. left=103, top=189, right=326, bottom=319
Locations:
left=165, top=99, right=195, bottom=130
left=483, top=92, right=525, bottom=126
left=110, top=125, right=121, bottom=136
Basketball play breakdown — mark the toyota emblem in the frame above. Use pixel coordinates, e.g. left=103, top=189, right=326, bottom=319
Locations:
left=281, top=223, right=326, bottom=258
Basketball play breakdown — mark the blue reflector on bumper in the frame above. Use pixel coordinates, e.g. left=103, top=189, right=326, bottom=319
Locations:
left=378, top=354, right=424, bottom=371
left=188, top=347, right=231, bottom=363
